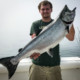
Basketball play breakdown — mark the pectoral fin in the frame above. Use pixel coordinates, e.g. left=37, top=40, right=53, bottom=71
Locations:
left=47, top=48, right=54, bottom=58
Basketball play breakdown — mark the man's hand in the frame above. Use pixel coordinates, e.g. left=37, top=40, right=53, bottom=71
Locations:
left=66, top=25, right=75, bottom=41
left=30, top=53, right=40, bottom=60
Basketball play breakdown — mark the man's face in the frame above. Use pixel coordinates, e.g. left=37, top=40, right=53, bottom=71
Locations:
left=39, top=4, right=52, bottom=19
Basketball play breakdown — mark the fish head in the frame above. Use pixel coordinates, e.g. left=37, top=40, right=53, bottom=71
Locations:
left=60, top=5, right=76, bottom=24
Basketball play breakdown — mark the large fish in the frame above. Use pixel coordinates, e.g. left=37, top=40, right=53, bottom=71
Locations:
left=0, top=5, right=76, bottom=79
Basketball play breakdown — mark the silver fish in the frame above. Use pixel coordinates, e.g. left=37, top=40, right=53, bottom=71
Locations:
left=0, top=5, right=76, bottom=79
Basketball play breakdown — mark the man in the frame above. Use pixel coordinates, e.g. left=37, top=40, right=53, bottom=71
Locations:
left=29, top=1, right=75, bottom=80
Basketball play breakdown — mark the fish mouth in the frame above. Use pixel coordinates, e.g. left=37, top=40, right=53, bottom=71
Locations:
left=63, top=21, right=73, bottom=24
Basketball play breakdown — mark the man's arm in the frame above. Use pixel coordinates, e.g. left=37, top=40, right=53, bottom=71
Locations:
left=66, top=25, right=75, bottom=41
left=31, top=33, right=36, bottom=38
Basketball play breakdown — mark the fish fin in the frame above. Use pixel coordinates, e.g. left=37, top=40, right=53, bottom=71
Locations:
left=0, top=56, right=19, bottom=79
left=47, top=48, right=54, bottom=58
left=18, top=48, right=23, bottom=52
left=65, top=26, right=69, bottom=33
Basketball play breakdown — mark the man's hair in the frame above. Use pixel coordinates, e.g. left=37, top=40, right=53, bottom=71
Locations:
left=38, top=0, right=53, bottom=10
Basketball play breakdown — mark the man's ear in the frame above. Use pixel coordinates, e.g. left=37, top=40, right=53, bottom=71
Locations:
left=39, top=9, right=41, bottom=13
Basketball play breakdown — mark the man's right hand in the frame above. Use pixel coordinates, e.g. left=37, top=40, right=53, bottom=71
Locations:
left=30, top=53, right=40, bottom=60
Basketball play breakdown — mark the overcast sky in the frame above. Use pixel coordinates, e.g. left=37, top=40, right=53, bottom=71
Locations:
left=0, top=0, right=80, bottom=57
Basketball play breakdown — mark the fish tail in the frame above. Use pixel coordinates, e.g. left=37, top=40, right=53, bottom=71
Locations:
left=0, top=56, right=19, bottom=79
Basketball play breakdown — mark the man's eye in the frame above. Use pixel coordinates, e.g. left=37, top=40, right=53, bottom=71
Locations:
left=41, top=9, right=45, bottom=11
left=46, top=8, right=49, bottom=10
left=41, top=8, right=50, bottom=11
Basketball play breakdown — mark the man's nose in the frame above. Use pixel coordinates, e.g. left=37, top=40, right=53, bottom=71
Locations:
left=44, top=9, right=48, bottom=12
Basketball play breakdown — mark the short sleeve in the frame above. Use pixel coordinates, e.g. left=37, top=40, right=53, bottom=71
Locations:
left=30, top=20, right=42, bottom=36
left=30, top=22, right=36, bottom=35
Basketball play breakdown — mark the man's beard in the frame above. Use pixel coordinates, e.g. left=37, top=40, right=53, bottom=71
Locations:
left=42, top=13, right=50, bottom=19
left=43, top=15, right=50, bottom=19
